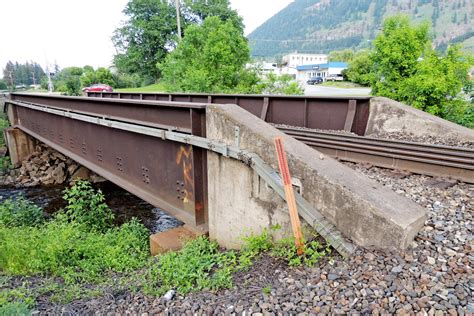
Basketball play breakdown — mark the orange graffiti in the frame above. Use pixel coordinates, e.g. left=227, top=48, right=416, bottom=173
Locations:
left=176, top=145, right=194, bottom=203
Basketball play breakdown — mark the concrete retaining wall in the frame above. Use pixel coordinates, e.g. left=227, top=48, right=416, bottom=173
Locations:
left=206, top=103, right=426, bottom=250
left=366, top=97, right=474, bottom=141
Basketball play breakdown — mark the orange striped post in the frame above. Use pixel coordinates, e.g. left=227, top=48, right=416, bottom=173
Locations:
left=274, top=137, right=305, bottom=255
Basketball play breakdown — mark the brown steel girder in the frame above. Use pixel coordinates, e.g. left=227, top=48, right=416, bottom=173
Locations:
left=8, top=98, right=208, bottom=230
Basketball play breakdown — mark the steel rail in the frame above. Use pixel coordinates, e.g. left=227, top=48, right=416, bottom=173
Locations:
left=277, top=126, right=474, bottom=183
left=7, top=99, right=356, bottom=258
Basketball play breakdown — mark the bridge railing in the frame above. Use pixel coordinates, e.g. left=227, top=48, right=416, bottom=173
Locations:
left=87, top=92, right=372, bottom=136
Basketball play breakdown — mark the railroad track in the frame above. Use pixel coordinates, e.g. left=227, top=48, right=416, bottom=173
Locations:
left=277, top=126, right=474, bottom=184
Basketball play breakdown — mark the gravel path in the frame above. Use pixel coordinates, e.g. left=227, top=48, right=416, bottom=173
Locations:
left=33, top=164, right=473, bottom=315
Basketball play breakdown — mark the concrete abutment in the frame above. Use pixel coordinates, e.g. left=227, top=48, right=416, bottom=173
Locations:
left=206, top=103, right=427, bottom=250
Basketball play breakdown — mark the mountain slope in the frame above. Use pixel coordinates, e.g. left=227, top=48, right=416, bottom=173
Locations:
left=248, top=0, right=474, bottom=57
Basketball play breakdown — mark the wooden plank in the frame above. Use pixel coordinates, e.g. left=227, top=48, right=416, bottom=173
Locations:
left=274, top=137, right=304, bottom=255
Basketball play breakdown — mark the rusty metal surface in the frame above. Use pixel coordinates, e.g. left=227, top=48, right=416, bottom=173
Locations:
left=7, top=95, right=208, bottom=229
left=88, top=92, right=371, bottom=135
left=279, top=127, right=474, bottom=183
left=11, top=93, right=207, bottom=133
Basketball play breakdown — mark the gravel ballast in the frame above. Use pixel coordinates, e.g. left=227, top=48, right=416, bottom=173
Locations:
left=30, top=163, right=473, bottom=315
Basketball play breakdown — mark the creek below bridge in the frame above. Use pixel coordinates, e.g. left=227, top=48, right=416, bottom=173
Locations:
left=0, top=181, right=183, bottom=233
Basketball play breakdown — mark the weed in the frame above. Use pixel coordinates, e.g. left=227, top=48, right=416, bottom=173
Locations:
left=61, top=180, right=115, bottom=232
left=145, top=236, right=237, bottom=295
left=272, top=236, right=331, bottom=267
left=262, top=285, right=272, bottom=295
left=0, top=302, right=30, bottom=316
left=0, top=112, right=10, bottom=148
left=0, top=280, right=35, bottom=312
left=241, top=228, right=331, bottom=267
left=0, top=196, right=44, bottom=227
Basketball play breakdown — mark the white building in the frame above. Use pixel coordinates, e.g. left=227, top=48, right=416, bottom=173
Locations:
left=282, top=53, right=328, bottom=68
left=260, top=62, right=281, bottom=76
left=296, top=62, right=348, bottom=82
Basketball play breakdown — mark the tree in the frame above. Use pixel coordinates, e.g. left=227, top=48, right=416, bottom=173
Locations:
left=329, top=49, right=355, bottom=62
left=345, top=50, right=372, bottom=86
left=397, top=46, right=472, bottom=116
left=159, top=16, right=250, bottom=93
left=54, top=67, right=84, bottom=96
left=182, top=0, right=243, bottom=32
left=112, top=0, right=243, bottom=83
left=81, top=67, right=116, bottom=87
left=113, top=0, right=178, bottom=82
left=370, top=15, right=473, bottom=127
left=2, top=61, right=15, bottom=89
left=0, top=79, right=7, bottom=90
left=370, top=15, right=430, bottom=99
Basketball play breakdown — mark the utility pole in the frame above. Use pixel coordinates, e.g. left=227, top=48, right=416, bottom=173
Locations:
left=7, top=71, right=14, bottom=91
left=31, top=71, right=36, bottom=86
left=175, top=0, right=182, bottom=40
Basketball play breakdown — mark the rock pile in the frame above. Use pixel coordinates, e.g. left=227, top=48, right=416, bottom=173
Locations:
left=1, top=143, right=102, bottom=186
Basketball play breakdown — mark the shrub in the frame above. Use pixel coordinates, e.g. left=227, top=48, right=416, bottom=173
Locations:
left=0, top=196, right=44, bottom=227
left=61, top=180, right=115, bottom=232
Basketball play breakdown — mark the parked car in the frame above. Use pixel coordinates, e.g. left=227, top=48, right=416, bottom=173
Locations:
left=326, top=74, right=344, bottom=82
left=82, top=84, right=113, bottom=93
left=307, top=76, right=323, bottom=85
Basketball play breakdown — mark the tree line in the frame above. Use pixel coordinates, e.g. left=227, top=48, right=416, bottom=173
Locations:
left=1, top=61, right=46, bottom=89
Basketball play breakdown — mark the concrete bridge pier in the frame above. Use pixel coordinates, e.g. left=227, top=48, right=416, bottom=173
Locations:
left=4, top=127, right=36, bottom=168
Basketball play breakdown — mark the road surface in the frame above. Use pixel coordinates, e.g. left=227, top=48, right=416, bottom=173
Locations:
left=305, top=84, right=371, bottom=96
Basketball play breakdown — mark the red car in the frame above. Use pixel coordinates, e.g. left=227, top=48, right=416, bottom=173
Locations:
left=82, top=84, right=113, bottom=93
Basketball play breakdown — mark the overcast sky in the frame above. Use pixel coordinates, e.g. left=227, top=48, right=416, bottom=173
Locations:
left=0, top=0, right=292, bottom=72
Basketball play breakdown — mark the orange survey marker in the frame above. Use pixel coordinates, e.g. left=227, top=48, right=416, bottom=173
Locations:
left=274, top=137, right=305, bottom=255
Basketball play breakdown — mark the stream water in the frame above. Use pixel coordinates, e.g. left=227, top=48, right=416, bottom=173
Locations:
left=0, top=181, right=182, bottom=233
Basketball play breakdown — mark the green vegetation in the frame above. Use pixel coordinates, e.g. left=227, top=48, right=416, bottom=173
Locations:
left=0, top=181, right=149, bottom=308
left=115, top=83, right=166, bottom=92
left=345, top=50, right=372, bottom=86
left=0, top=79, right=7, bottom=90
left=2, top=61, right=45, bottom=90
left=329, top=49, right=355, bottom=62
left=251, top=74, right=305, bottom=95
left=145, top=236, right=237, bottom=295
left=81, top=66, right=116, bottom=88
left=346, top=15, right=473, bottom=128
left=0, top=112, right=10, bottom=147
left=248, top=0, right=474, bottom=57
left=62, top=180, right=115, bottom=232
left=160, top=16, right=249, bottom=93
left=113, top=0, right=242, bottom=83
left=0, top=197, right=44, bottom=227
left=1, top=183, right=330, bottom=309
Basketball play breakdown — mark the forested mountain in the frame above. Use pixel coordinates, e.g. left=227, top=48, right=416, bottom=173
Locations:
left=248, top=0, right=474, bottom=57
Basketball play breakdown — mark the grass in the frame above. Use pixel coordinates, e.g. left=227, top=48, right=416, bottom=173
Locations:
left=115, top=83, right=167, bottom=93
left=320, top=81, right=368, bottom=88
left=0, top=181, right=331, bottom=309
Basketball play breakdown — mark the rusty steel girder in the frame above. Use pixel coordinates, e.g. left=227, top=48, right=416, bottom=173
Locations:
left=87, top=92, right=371, bottom=136
left=7, top=94, right=208, bottom=229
